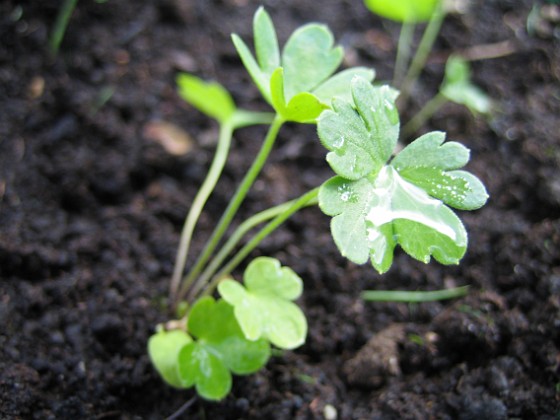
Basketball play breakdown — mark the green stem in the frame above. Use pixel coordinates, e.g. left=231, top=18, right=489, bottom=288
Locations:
left=401, top=91, right=448, bottom=138
left=361, top=285, right=469, bottom=302
left=169, top=121, right=234, bottom=301
left=393, top=21, right=416, bottom=86
left=198, top=187, right=319, bottom=299
left=188, top=192, right=319, bottom=300
left=49, top=0, right=79, bottom=57
left=169, top=110, right=275, bottom=304
left=398, top=4, right=446, bottom=106
left=176, top=114, right=285, bottom=302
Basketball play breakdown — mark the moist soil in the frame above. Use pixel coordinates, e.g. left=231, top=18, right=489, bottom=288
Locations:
left=1, top=0, right=559, bottom=418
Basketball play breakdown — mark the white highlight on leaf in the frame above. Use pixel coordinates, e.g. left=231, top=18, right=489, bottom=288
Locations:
left=365, top=166, right=460, bottom=242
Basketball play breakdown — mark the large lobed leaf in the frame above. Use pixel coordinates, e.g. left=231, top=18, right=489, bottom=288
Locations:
left=318, top=77, right=488, bottom=273
left=219, top=257, right=307, bottom=350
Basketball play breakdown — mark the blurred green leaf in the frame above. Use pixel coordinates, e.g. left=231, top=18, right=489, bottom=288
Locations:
left=440, top=56, right=492, bottom=115
left=148, top=329, right=192, bottom=389
left=364, top=0, right=441, bottom=23
left=176, top=73, right=236, bottom=123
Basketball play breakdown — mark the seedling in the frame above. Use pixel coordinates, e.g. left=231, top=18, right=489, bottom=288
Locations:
left=148, top=7, right=488, bottom=404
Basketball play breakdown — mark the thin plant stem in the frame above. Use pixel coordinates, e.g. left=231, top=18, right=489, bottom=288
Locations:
left=165, top=396, right=197, bottom=420
left=361, top=285, right=469, bottom=302
left=169, top=110, right=275, bottom=302
left=169, top=121, right=234, bottom=301
left=398, top=4, right=446, bottom=106
left=188, top=194, right=319, bottom=299
left=401, top=92, right=448, bottom=138
left=48, top=0, right=79, bottom=57
left=176, top=115, right=285, bottom=303
left=197, top=187, right=319, bottom=300
left=393, top=21, right=416, bottom=86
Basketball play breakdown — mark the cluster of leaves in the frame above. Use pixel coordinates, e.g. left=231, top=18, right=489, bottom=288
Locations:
left=318, top=77, right=487, bottom=273
left=149, top=5, right=489, bottom=403
left=150, top=258, right=305, bottom=400
left=232, top=7, right=374, bottom=123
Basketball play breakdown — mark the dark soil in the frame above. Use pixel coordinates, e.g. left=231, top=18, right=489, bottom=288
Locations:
left=1, top=0, right=559, bottom=418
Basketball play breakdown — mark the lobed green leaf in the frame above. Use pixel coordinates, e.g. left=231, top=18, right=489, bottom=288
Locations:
left=317, top=76, right=488, bottom=273
left=176, top=297, right=270, bottom=400
left=392, top=132, right=488, bottom=210
left=176, top=73, right=236, bottom=123
left=319, top=168, right=468, bottom=273
left=219, top=257, right=307, bottom=350
left=233, top=8, right=375, bottom=122
left=281, top=24, right=344, bottom=101
left=318, top=78, right=399, bottom=180
left=440, top=56, right=492, bottom=115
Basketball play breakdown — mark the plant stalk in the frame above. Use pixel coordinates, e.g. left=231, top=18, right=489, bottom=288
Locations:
left=398, top=3, right=446, bottom=107
left=393, top=21, right=416, bottom=86
left=176, top=114, right=285, bottom=303
left=169, top=121, right=234, bottom=301
left=188, top=193, right=319, bottom=300
left=361, top=285, right=469, bottom=302
left=401, top=91, right=448, bottom=137
left=49, top=0, right=79, bottom=57
left=197, top=187, right=319, bottom=299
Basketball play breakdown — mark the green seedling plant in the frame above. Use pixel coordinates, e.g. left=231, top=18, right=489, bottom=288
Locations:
left=148, top=7, right=488, bottom=404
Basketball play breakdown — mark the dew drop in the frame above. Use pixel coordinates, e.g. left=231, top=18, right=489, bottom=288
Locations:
left=338, top=183, right=355, bottom=202
left=333, top=136, right=345, bottom=150
left=383, top=98, right=394, bottom=111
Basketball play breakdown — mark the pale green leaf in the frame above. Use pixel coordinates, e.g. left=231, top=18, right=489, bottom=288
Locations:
left=234, top=8, right=377, bottom=120
left=312, top=67, right=376, bottom=105
left=318, top=77, right=487, bottom=273
left=218, top=257, right=307, bottom=350
left=391, top=131, right=488, bottom=210
left=282, top=24, right=344, bottom=100
left=148, top=329, right=192, bottom=389
left=391, top=131, right=470, bottom=170
left=319, top=167, right=468, bottom=273
left=364, top=0, right=441, bottom=23
left=441, top=56, right=492, bottom=114
left=231, top=34, right=271, bottom=103
left=442, top=83, right=492, bottom=114
left=254, top=7, right=280, bottom=76
left=176, top=73, right=236, bottom=123
left=318, top=78, right=399, bottom=180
